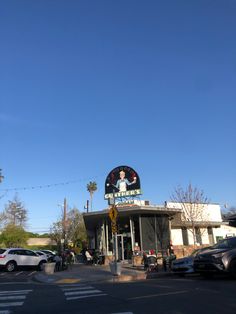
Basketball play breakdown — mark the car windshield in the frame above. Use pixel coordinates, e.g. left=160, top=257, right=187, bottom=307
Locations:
left=190, top=249, right=200, bottom=257
left=0, top=249, right=6, bottom=254
left=212, top=239, right=230, bottom=249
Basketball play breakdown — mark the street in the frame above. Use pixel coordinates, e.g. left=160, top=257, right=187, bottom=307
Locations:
left=0, top=271, right=235, bottom=314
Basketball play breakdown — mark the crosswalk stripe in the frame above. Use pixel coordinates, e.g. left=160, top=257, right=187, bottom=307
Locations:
left=60, top=284, right=107, bottom=301
left=14, top=272, right=24, bottom=277
left=65, top=289, right=102, bottom=296
left=60, top=284, right=87, bottom=287
left=0, top=296, right=26, bottom=301
left=66, top=294, right=107, bottom=300
left=0, top=289, right=32, bottom=309
left=62, top=286, right=94, bottom=291
left=0, top=303, right=23, bottom=308
left=0, top=290, right=32, bottom=295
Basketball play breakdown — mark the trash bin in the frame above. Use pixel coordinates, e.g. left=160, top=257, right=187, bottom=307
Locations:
left=44, top=262, right=56, bottom=275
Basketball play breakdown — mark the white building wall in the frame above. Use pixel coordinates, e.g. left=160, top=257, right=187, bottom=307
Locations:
left=187, top=230, right=194, bottom=245
left=166, top=202, right=222, bottom=222
left=213, top=224, right=236, bottom=240
left=201, top=228, right=209, bottom=245
left=171, top=228, right=211, bottom=246
left=171, top=229, right=183, bottom=245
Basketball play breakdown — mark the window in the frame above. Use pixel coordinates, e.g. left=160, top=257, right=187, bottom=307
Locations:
left=24, top=250, right=37, bottom=256
left=228, top=237, right=236, bottom=248
left=195, top=227, right=202, bottom=245
left=207, top=227, right=214, bottom=245
left=8, top=250, right=18, bottom=255
left=182, top=228, right=189, bottom=245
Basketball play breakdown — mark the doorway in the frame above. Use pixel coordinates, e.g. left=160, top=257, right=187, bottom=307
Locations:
left=117, top=234, right=132, bottom=261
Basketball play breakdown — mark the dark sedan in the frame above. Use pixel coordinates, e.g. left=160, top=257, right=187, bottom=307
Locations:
left=194, top=236, right=236, bottom=278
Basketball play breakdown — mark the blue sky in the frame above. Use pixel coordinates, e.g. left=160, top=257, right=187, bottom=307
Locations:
left=0, top=0, right=235, bottom=233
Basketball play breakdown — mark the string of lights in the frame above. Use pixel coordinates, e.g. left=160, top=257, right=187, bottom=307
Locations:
left=0, top=174, right=103, bottom=192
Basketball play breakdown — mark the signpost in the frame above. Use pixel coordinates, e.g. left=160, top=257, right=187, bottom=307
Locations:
left=105, top=165, right=142, bottom=275
left=108, top=203, right=119, bottom=275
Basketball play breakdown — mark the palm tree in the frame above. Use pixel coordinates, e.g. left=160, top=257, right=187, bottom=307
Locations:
left=86, top=181, right=97, bottom=211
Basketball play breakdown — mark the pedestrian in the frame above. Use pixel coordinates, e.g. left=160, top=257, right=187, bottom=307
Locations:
left=54, top=254, right=62, bottom=271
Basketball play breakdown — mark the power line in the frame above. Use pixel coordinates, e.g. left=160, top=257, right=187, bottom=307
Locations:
left=0, top=174, right=103, bottom=192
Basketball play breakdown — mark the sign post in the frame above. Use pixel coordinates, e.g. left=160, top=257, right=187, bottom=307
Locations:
left=108, top=199, right=119, bottom=275
left=105, top=166, right=142, bottom=275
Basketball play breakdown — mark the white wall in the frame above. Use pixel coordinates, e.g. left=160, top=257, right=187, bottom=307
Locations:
left=167, top=202, right=222, bottom=222
left=213, top=224, right=236, bottom=240
left=171, top=227, right=213, bottom=246
left=171, top=229, right=183, bottom=245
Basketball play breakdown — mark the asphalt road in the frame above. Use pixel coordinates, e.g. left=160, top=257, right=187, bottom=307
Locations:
left=0, top=272, right=235, bottom=314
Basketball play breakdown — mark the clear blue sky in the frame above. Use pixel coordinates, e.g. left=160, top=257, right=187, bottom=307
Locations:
left=0, top=0, right=235, bottom=233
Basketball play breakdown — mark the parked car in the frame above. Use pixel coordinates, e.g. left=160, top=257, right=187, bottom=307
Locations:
left=171, top=247, right=209, bottom=274
left=194, top=236, right=236, bottom=278
left=0, top=248, right=47, bottom=272
left=34, top=250, right=49, bottom=260
left=40, top=250, right=56, bottom=262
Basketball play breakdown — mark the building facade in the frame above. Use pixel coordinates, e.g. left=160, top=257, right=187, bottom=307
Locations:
left=83, top=200, right=231, bottom=260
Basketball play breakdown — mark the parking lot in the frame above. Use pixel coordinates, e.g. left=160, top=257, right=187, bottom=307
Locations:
left=0, top=268, right=39, bottom=282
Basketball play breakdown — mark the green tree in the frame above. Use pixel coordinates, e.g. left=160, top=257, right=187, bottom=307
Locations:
left=67, top=207, right=87, bottom=249
left=0, top=224, right=29, bottom=247
left=4, top=195, right=28, bottom=227
left=50, top=220, right=64, bottom=253
left=86, top=181, right=97, bottom=211
left=50, top=207, right=87, bottom=252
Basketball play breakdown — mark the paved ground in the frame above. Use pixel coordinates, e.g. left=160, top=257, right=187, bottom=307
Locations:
left=33, top=262, right=168, bottom=284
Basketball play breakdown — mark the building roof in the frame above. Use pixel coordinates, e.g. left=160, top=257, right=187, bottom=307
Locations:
left=83, top=204, right=181, bottom=230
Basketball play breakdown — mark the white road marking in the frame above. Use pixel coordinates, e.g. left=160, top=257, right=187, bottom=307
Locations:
left=65, top=289, right=102, bottom=296
left=27, top=271, right=36, bottom=277
left=0, top=296, right=25, bottom=301
left=0, top=290, right=32, bottom=295
left=62, top=286, right=94, bottom=291
left=128, top=290, right=188, bottom=300
left=0, top=303, right=23, bottom=308
left=0, top=311, right=11, bottom=314
left=67, top=294, right=107, bottom=300
left=14, top=272, right=23, bottom=277
left=60, top=284, right=87, bottom=287
left=0, top=289, right=32, bottom=309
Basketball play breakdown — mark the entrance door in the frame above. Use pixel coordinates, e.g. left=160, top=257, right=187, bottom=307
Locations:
left=117, top=234, right=132, bottom=261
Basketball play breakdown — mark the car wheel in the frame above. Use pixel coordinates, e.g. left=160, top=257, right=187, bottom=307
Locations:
left=6, top=261, right=17, bottom=272
left=38, top=261, right=46, bottom=271
left=229, top=260, right=236, bottom=279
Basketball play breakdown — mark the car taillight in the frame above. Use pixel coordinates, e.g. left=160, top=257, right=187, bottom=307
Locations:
left=0, top=255, right=6, bottom=259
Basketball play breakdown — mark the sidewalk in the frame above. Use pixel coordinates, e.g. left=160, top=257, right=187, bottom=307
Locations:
left=33, top=263, right=173, bottom=284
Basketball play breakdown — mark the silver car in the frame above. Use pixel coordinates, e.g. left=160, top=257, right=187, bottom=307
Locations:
left=171, top=248, right=209, bottom=274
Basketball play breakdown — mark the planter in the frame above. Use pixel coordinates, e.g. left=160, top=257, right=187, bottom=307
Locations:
left=43, top=262, right=56, bottom=275
left=109, top=262, right=122, bottom=276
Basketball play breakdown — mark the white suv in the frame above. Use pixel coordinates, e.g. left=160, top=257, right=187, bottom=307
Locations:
left=0, top=248, right=47, bottom=272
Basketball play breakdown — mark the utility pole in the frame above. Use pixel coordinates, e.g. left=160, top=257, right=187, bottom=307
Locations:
left=0, top=169, right=4, bottom=183
left=84, top=200, right=89, bottom=213
left=0, top=169, right=4, bottom=200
